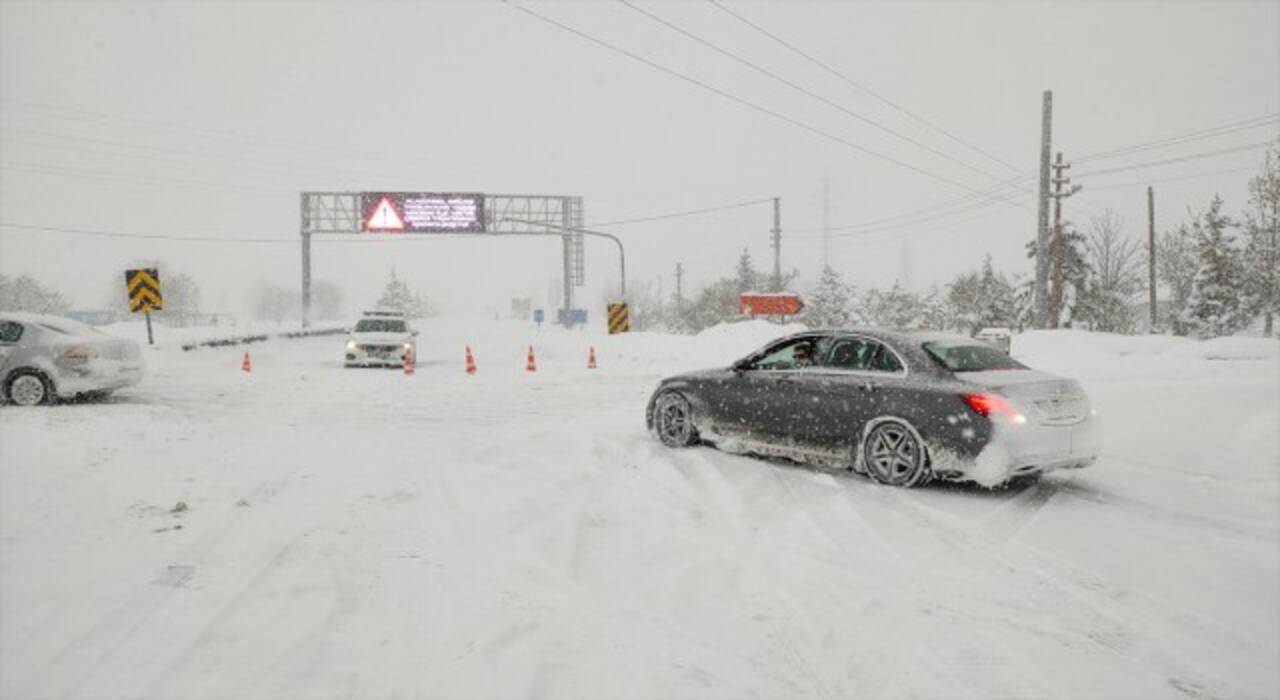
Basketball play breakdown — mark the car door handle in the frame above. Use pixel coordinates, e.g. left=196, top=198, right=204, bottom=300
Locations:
left=859, top=381, right=880, bottom=392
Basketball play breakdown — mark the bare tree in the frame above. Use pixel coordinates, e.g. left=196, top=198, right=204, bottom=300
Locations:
left=1081, top=210, right=1144, bottom=332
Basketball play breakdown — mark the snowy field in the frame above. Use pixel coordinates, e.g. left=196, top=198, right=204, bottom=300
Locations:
left=2, top=318, right=1278, bottom=699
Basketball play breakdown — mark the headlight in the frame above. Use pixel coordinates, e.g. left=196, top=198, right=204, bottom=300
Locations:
left=346, top=340, right=357, bottom=351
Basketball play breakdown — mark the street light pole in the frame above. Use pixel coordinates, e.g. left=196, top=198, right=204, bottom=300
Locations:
left=500, top=218, right=627, bottom=299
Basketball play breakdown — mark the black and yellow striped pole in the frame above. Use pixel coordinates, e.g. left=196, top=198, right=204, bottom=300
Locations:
left=125, top=268, right=163, bottom=345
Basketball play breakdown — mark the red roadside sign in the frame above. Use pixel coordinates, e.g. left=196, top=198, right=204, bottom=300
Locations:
left=739, top=293, right=804, bottom=316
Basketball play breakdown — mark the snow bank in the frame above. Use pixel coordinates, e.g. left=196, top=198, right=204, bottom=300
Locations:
left=1160, top=336, right=1280, bottom=361
left=1014, top=329, right=1279, bottom=382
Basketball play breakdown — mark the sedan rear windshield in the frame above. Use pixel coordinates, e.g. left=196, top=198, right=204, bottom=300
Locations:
left=355, top=319, right=407, bottom=333
left=923, top=341, right=1025, bottom=372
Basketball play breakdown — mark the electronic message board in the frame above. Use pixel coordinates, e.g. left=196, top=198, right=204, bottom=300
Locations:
left=360, top=192, right=486, bottom=233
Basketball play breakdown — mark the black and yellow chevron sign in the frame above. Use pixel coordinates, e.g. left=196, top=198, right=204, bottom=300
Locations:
left=607, top=302, right=630, bottom=335
left=125, top=268, right=163, bottom=313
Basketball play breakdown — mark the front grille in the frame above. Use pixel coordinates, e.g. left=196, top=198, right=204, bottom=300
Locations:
left=359, top=344, right=400, bottom=354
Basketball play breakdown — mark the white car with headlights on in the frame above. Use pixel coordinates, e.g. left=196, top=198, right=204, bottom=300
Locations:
left=343, top=311, right=417, bottom=368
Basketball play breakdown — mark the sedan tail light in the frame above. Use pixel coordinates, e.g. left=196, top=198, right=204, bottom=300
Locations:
left=963, top=393, right=1026, bottom=424
left=62, top=345, right=98, bottom=362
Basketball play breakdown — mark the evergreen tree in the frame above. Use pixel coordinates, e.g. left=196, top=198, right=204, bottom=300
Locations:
left=863, top=282, right=922, bottom=329
left=918, top=284, right=951, bottom=331
left=1181, top=196, right=1250, bottom=338
left=947, top=255, right=1016, bottom=335
left=376, top=269, right=432, bottom=319
left=802, top=265, right=855, bottom=328
left=1157, top=222, right=1199, bottom=334
left=1243, top=142, right=1280, bottom=336
left=734, top=248, right=760, bottom=294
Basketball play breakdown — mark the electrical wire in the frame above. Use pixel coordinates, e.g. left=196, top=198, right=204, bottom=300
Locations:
left=1074, top=114, right=1279, bottom=164
left=619, top=0, right=1010, bottom=186
left=705, top=0, right=1025, bottom=176
left=1073, top=141, right=1272, bottom=178
left=500, top=0, right=1031, bottom=209
left=587, top=198, right=774, bottom=227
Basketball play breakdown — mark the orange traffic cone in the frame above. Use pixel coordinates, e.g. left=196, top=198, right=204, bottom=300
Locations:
left=404, top=347, right=415, bottom=376
left=526, top=345, right=537, bottom=373
left=588, top=346, right=597, bottom=369
left=241, top=352, right=252, bottom=373
left=465, top=346, right=477, bottom=375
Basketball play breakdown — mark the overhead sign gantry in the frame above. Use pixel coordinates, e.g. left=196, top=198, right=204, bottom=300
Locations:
left=299, top=192, right=585, bottom=327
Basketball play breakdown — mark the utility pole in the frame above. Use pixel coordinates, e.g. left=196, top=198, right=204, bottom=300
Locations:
left=674, top=262, right=684, bottom=310
left=1148, top=186, right=1158, bottom=329
left=771, top=196, right=782, bottom=291
left=1048, top=151, right=1082, bottom=328
left=1034, top=90, right=1053, bottom=328
left=822, top=171, right=832, bottom=269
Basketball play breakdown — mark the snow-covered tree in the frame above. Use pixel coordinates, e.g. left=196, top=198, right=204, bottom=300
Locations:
left=1181, top=195, right=1251, bottom=338
left=161, top=271, right=202, bottom=327
left=918, top=284, right=951, bottom=331
left=802, top=265, right=856, bottom=328
left=376, top=269, right=433, bottom=319
left=311, top=280, right=345, bottom=321
left=253, top=282, right=299, bottom=325
left=1243, top=142, right=1280, bottom=336
left=1157, top=222, right=1199, bottom=335
left=1047, top=221, right=1091, bottom=328
left=947, top=255, right=1017, bottom=335
left=862, top=282, right=922, bottom=329
left=0, top=274, right=70, bottom=314
left=734, top=248, right=761, bottom=294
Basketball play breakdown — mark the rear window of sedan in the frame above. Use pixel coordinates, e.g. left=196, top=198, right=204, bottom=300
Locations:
left=355, top=319, right=407, bottom=333
left=923, top=341, right=1025, bottom=372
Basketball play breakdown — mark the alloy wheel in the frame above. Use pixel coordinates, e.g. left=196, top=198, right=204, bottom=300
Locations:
left=9, top=374, right=48, bottom=407
left=864, top=421, right=927, bottom=487
left=655, top=393, right=696, bottom=447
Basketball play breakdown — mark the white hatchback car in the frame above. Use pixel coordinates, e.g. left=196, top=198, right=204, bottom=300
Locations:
left=343, top=311, right=417, bottom=368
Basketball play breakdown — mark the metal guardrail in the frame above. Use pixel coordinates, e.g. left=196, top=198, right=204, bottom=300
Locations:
left=180, top=326, right=346, bottom=352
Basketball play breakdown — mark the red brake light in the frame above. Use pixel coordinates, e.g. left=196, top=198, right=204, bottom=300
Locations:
left=62, top=345, right=97, bottom=361
left=964, top=392, right=1015, bottom=417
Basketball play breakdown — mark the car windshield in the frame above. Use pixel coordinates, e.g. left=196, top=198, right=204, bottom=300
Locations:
left=354, top=319, right=407, bottom=333
left=923, top=341, right=1024, bottom=372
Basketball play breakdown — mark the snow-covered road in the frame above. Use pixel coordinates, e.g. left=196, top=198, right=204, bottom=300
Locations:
left=2, top=319, right=1277, bottom=699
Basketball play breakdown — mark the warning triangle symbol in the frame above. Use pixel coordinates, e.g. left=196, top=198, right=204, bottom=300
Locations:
left=366, top=197, right=405, bottom=231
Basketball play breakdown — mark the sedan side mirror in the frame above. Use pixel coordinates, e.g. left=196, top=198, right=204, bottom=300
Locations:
left=412, top=330, right=419, bottom=336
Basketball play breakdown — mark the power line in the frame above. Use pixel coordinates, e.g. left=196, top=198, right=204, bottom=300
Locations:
left=619, top=0, right=1009, bottom=186
left=1073, top=141, right=1272, bottom=178
left=501, top=0, right=1030, bottom=208
left=0, top=223, right=295, bottom=244
left=1074, top=114, right=1279, bottom=164
left=705, top=0, right=1024, bottom=175
left=587, top=197, right=773, bottom=227
left=1085, top=165, right=1261, bottom=191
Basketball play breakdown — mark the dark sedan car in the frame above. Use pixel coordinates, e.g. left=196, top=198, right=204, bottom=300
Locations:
left=646, top=329, right=1101, bottom=487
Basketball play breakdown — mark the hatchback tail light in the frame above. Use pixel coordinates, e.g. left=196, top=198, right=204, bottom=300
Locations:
left=963, top=393, right=1026, bottom=424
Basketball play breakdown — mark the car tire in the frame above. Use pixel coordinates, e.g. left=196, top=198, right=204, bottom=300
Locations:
left=861, top=419, right=930, bottom=488
left=653, top=391, right=699, bottom=448
left=5, top=369, right=53, bottom=407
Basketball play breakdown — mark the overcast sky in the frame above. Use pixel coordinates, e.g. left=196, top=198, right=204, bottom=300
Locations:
left=2, top=0, right=1277, bottom=317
